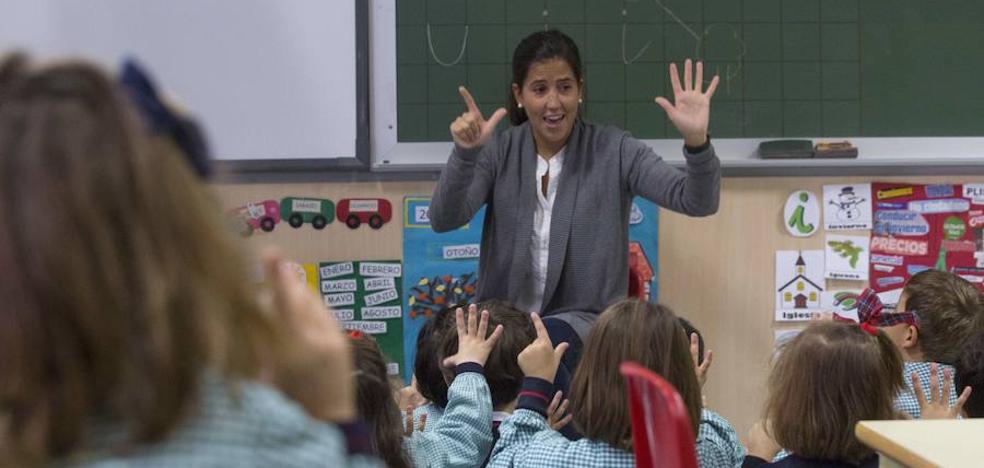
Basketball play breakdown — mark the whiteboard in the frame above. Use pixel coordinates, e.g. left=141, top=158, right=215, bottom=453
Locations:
left=0, top=0, right=358, bottom=162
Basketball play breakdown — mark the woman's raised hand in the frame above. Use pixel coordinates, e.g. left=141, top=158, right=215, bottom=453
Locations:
left=655, top=59, right=719, bottom=148
left=450, top=86, right=507, bottom=150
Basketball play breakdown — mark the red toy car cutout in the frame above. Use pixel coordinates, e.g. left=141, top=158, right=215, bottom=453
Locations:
left=336, top=198, right=392, bottom=229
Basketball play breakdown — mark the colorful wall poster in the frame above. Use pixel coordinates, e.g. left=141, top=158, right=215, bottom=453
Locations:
left=319, top=260, right=404, bottom=377
left=628, top=199, right=660, bottom=302
left=825, top=234, right=870, bottom=281
left=400, top=196, right=660, bottom=381
left=402, top=196, right=485, bottom=381
left=775, top=250, right=825, bottom=321
left=876, top=288, right=903, bottom=308
left=821, top=290, right=862, bottom=322
left=966, top=184, right=984, bottom=270
left=870, top=182, right=984, bottom=293
left=823, top=184, right=872, bottom=230
left=783, top=190, right=820, bottom=237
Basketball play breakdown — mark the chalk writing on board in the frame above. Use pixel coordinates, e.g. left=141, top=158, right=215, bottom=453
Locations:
left=651, top=0, right=745, bottom=94
left=422, top=0, right=747, bottom=92
left=622, top=0, right=653, bottom=64
left=427, top=23, right=469, bottom=67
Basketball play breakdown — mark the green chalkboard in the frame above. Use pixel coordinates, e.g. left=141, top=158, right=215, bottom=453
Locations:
left=395, top=0, right=984, bottom=141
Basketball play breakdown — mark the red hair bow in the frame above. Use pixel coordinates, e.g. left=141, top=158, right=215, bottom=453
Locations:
left=833, top=288, right=920, bottom=336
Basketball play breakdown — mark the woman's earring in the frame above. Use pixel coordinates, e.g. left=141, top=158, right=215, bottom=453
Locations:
left=578, top=98, right=583, bottom=103
left=518, top=103, right=524, bottom=108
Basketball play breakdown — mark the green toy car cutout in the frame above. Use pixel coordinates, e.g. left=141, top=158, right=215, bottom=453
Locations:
left=280, top=197, right=335, bottom=230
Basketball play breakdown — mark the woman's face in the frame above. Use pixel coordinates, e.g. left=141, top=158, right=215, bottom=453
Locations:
left=512, top=58, right=582, bottom=156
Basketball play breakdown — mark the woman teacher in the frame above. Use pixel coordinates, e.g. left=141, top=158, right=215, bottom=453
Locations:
left=430, top=30, right=720, bottom=333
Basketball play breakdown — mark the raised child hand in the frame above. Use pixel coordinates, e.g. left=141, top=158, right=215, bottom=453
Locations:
left=655, top=59, right=719, bottom=148
left=449, top=86, right=507, bottom=150
left=517, top=313, right=569, bottom=382
left=690, top=332, right=713, bottom=389
left=546, top=390, right=573, bottom=431
left=263, top=248, right=355, bottom=423
left=913, top=363, right=972, bottom=419
left=441, top=304, right=504, bottom=368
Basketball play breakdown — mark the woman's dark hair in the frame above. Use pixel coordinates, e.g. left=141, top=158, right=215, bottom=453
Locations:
left=509, top=29, right=583, bottom=125
left=350, top=334, right=411, bottom=468
left=412, top=305, right=457, bottom=408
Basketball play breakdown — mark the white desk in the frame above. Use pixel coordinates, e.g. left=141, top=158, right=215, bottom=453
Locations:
left=855, top=419, right=984, bottom=468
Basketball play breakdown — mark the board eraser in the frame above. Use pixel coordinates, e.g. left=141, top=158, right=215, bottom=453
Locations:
left=758, top=140, right=815, bottom=159
left=814, top=141, right=859, bottom=158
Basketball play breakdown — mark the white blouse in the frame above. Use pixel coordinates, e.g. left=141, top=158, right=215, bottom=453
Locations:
left=515, top=147, right=565, bottom=314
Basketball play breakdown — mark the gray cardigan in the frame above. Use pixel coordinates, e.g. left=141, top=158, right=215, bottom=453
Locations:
left=430, top=118, right=720, bottom=316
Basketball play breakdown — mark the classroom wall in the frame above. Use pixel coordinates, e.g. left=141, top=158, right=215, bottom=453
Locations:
left=213, top=173, right=984, bottom=442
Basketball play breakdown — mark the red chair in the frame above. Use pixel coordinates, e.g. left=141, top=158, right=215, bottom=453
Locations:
left=619, top=362, right=698, bottom=468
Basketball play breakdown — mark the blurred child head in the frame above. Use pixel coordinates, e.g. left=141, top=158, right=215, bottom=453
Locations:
left=569, top=299, right=701, bottom=450
left=349, top=332, right=411, bottom=468
left=766, top=322, right=904, bottom=464
left=413, top=305, right=457, bottom=408
left=0, top=55, right=277, bottom=462
left=885, top=270, right=984, bottom=363
left=954, top=332, right=984, bottom=418
left=439, top=300, right=535, bottom=409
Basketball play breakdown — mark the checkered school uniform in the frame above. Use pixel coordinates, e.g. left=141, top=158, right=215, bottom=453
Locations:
left=488, top=378, right=744, bottom=468
left=59, top=371, right=382, bottom=467
left=411, top=402, right=445, bottom=434
left=405, top=363, right=495, bottom=468
left=895, top=361, right=959, bottom=419
left=698, top=409, right=746, bottom=467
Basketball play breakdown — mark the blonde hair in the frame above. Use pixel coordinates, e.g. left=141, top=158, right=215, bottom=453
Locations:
left=0, top=57, right=281, bottom=462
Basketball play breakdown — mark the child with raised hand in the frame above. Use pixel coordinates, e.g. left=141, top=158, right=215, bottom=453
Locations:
left=0, top=55, right=380, bottom=467
left=438, top=299, right=545, bottom=461
left=404, top=305, right=503, bottom=468
left=683, top=318, right=743, bottom=468
left=744, top=322, right=905, bottom=467
left=489, top=300, right=743, bottom=468
left=875, top=270, right=984, bottom=418
left=912, top=362, right=973, bottom=419
left=401, top=305, right=457, bottom=436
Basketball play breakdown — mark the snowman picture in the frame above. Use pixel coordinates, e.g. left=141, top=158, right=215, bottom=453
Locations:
left=830, top=186, right=865, bottom=221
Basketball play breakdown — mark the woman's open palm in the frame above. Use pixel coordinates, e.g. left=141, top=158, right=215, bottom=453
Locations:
left=655, top=59, right=719, bottom=147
